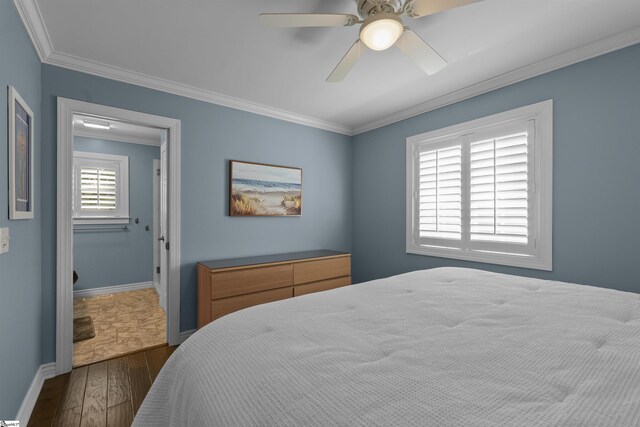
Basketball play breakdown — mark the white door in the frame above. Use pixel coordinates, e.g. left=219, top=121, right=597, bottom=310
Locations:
left=152, top=159, right=161, bottom=303
left=159, top=138, right=168, bottom=311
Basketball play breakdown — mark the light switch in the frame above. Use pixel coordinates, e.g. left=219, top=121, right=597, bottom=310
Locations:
left=0, top=227, right=9, bottom=254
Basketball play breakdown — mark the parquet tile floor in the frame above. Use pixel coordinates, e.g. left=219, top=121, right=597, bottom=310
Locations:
left=73, top=288, right=166, bottom=367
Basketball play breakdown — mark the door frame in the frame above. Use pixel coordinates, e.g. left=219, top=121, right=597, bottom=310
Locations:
left=56, top=97, right=181, bottom=374
left=152, top=158, right=161, bottom=297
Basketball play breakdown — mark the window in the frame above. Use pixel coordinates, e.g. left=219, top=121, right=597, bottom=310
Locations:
left=73, top=151, right=129, bottom=224
left=406, top=100, right=552, bottom=270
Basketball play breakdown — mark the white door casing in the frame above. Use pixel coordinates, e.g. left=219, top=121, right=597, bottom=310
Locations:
left=152, top=158, right=161, bottom=301
left=57, top=97, right=181, bottom=374
left=159, top=139, right=168, bottom=311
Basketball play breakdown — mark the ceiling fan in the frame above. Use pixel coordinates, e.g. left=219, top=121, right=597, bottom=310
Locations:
left=260, top=0, right=478, bottom=82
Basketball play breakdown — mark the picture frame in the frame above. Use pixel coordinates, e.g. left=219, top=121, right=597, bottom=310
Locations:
left=8, top=86, right=35, bottom=219
left=229, top=160, right=302, bottom=217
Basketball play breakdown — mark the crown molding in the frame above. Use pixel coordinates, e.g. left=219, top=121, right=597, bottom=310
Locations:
left=12, top=0, right=352, bottom=136
left=352, top=26, right=640, bottom=135
left=44, top=51, right=354, bottom=135
left=12, top=0, right=53, bottom=61
left=13, top=0, right=640, bottom=138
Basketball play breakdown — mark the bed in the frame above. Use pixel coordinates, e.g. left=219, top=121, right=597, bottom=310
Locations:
left=133, top=267, right=640, bottom=426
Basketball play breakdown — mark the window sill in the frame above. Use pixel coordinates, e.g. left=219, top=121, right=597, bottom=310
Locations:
left=73, top=217, right=130, bottom=225
left=406, top=244, right=552, bottom=271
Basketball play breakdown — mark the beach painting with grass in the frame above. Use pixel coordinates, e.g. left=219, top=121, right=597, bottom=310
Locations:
left=230, top=161, right=302, bottom=216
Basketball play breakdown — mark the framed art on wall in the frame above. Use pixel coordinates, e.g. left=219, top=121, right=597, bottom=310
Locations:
left=230, top=160, right=302, bottom=216
left=8, top=86, right=35, bottom=219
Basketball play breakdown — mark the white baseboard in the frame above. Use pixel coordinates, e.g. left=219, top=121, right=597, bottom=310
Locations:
left=73, top=281, right=154, bottom=298
left=178, top=329, right=196, bottom=344
left=153, top=280, right=160, bottom=294
left=16, top=362, right=57, bottom=426
left=16, top=328, right=192, bottom=426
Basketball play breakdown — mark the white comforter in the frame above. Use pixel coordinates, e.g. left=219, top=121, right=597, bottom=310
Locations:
left=134, top=267, right=640, bottom=426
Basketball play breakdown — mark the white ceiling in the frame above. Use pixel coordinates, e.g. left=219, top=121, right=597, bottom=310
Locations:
left=29, top=0, right=640, bottom=134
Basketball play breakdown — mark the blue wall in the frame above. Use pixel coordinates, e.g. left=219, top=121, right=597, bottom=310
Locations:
left=3, top=0, right=640, bottom=415
left=40, top=65, right=353, bottom=363
left=73, top=137, right=159, bottom=290
left=352, top=43, right=640, bottom=294
left=0, top=0, right=43, bottom=418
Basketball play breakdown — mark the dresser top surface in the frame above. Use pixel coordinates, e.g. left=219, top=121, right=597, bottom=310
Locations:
left=199, top=250, right=350, bottom=270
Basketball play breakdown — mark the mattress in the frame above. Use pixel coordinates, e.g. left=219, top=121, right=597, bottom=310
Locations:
left=133, top=267, right=640, bottom=426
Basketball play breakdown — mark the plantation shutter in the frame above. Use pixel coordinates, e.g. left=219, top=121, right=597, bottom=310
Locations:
left=407, top=101, right=552, bottom=270
left=80, top=167, right=117, bottom=211
left=73, top=151, right=129, bottom=222
left=417, top=142, right=462, bottom=247
left=468, top=120, right=534, bottom=254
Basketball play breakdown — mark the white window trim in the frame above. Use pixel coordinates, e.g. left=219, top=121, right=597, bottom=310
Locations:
left=73, top=151, right=130, bottom=224
left=406, top=100, right=553, bottom=271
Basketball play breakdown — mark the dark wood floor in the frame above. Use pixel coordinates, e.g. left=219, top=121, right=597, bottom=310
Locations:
left=28, top=345, right=176, bottom=427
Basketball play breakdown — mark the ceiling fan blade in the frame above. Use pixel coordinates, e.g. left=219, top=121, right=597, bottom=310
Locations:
left=395, top=29, right=447, bottom=75
left=405, top=0, right=478, bottom=18
left=326, top=40, right=362, bottom=83
left=259, top=13, right=358, bottom=27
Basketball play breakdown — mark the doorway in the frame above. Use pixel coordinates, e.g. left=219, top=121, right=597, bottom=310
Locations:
left=71, top=117, right=167, bottom=366
left=57, top=98, right=181, bottom=374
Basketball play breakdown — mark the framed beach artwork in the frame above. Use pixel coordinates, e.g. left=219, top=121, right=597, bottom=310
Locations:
left=8, top=86, right=34, bottom=219
left=230, top=160, right=302, bottom=216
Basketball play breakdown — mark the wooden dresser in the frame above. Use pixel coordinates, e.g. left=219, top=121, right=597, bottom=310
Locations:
left=197, top=250, right=351, bottom=328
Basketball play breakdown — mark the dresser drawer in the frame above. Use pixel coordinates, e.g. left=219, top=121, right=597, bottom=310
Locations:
left=293, top=276, right=351, bottom=297
left=198, top=251, right=351, bottom=328
left=293, top=256, right=350, bottom=285
left=211, top=287, right=292, bottom=320
left=211, top=264, right=293, bottom=299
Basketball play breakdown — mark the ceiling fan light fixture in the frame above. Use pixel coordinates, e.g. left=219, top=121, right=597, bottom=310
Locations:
left=359, top=13, right=404, bottom=51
